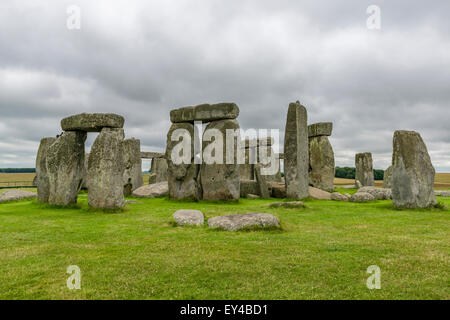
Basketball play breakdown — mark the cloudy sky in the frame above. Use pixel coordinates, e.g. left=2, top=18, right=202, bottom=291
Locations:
left=1, top=0, right=449, bottom=171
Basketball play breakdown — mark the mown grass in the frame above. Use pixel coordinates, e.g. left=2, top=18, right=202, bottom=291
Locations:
left=0, top=193, right=448, bottom=300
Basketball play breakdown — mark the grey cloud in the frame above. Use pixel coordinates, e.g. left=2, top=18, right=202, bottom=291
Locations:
left=0, top=0, right=449, bottom=172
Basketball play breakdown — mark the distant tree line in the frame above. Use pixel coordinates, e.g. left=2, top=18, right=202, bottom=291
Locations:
left=335, top=167, right=384, bottom=181
left=0, top=168, right=36, bottom=173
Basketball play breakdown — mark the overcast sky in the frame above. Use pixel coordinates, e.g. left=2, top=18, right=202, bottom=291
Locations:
left=1, top=0, right=449, bottom=171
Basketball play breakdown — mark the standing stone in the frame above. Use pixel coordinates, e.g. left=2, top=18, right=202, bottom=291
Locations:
left=150, top=157, right=168, bottom=183
left=309, top=136, right=335, bottom=192
left=383, top=165, right=393, bottom=189
left=166, top=123, right=201, bottom=200
left=35, top=137, right=57, bottom=203
left=123, top=138, right=144, bottom=195
left=240, top=147, right=255, bottom=180
left=284, top=101, right=309, bottom=199
left=254, top=164, right=270, bottom=198
left=81, top=154, right=89, bottom=190
left=201, top=119, right=240, bottom=200
left=46, top=131, right=86, bottom=206
left=355, top=152, right=374, bottom=187
left=88, top=128, right=125, bottom=209
left=392, top=130, right=436, bottom=208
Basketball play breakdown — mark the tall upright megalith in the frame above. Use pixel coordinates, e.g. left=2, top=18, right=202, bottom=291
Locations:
left=284, top=101, right=309, bottom=199
left=308, top=122, right=335, bottom=192
left=383, top=165, right=393, bottom=188
left=88, top=128, right=126, bottom=209
left=35, top=137, right=57, bottom=203
left=166, top=123, right=201, bottom=200
left=392, top=130, right=436, bottom=208
left=123, top=138, right=144, bottom=195
left=46, top=131, right=86, bottom=205
left=355, top=152, right=374, bottom=187
left=150, top=157, right=168, bottom=184
left=200, top=119, right=241, bottom=200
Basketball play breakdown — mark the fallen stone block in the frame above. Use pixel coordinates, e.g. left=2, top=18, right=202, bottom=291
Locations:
left=208, top=213, right=280, bottom=231
left=173, top=209, right=204, bottom=226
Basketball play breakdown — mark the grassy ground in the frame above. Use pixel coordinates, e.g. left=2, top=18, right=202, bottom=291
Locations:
left=0, top=192, right=448, bottom=300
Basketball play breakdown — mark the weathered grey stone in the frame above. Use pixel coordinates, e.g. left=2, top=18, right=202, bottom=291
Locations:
left=173, top=209, right=204, bottom=226
left=350, top=192, right=376, bottom=202
left=170, top=103, right=239, bottom=123
left=355, top=153, right=374, bottom=187
left=166, top=123, right=201, bottom=200
left=392, top=130, right=436, bottom=208
left=123, top=139, right=144, bottom=196
left=208, top=213, right=280, bottom=231
left=240, top=148, right=255, bottom=180
left=151, top=158, right=168, bottom=183
left=383, top=165, right=393, bottom=189
left=247, top=194, right=260, bottom=199
left=308, top=186, right=332, bottom=200
left=308, top=122, right=333, bottom=138
left=140, top=152, right=165, bottom=159
left=435, top=190, right=450, bottom=197
left=269, top=201, right=305, bottom=208
left=355, top=180, right=363, bottom=189
left=61, top=113, right=124, bottom=132
left=148, top=173, right=157, bottom=185
left=331, top=192, right=350, bottom=201
left=359, top=186, right=392, bottom=200
left=200, top=119, right=240, bottom=201
left=241, top=137, right=274, bottom=149
left=35, top=137, right=56, bottom=203
left=258, top=145, right=282, bottom=183
left=0, top=190, right=37, bottom=203
left=284, top=101, right=309, bottom=199
left=270, top=182, right=287, bottom=198
left=240, top=180, right=259, bottom=198
left=88, top=128, right=125, bottom=209
left=46, top=131, right=86, bottom=206
left=254, top=164, right=270, bottom=199
left=309, top=136, right=335, bottom=192
left=132, top=181, right=169, bottom=198
left=80, top=154, right=89, bottom=190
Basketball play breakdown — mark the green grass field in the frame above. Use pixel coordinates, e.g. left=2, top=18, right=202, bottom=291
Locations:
left=0, top=191, right=448, bottom=300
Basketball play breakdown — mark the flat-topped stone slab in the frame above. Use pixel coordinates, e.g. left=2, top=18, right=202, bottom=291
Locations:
left=61, top=113, right=124, bottom=132
left=0, top=190, right=37, bottom=203
left=308, top=122, right=333, bottom=138
left=173, top=210, right=205, bottom=226
left=208, top=213, right=280, bottom=231
left=435, top=190, right=450, bottom=197
left=170, top=103, right=239, bottom=123
left=140, top=152, right=165, bottom=159
left=350, top=192, right=375, bottom=202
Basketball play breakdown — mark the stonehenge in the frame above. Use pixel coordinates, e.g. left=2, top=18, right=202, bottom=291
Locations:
left=308, top=122, right=335, bottom=192
left=166, top=103, right=241, bottom=201
left=284, top=101, right=309, bottom=199
left=31, top=103, right=440, bottom=212
left=392, top=130, right=436, bottom=208
left=36, top=113, right=128, bottom=209
left=355, top=152, right=374, bottom=187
